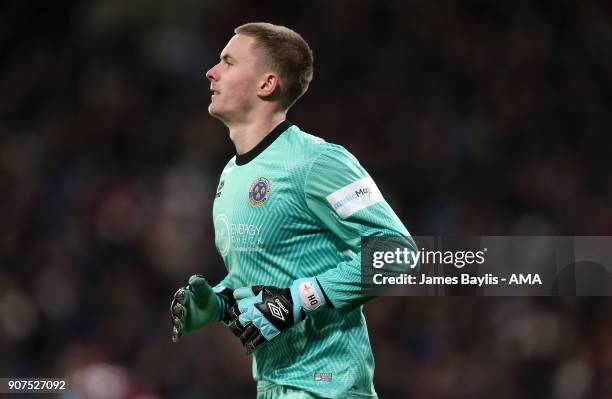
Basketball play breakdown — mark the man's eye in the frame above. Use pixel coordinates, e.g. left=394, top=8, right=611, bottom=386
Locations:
left=224, top=60, right=232, bottom=66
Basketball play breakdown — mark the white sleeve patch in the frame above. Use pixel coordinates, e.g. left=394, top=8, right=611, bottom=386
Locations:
left=325, top=176, right=384, bottom=219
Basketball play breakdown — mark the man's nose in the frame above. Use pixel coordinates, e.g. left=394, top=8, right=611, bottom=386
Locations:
left=206, top=66, right=217, bottom=81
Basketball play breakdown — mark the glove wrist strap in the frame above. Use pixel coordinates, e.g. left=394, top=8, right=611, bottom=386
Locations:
left=291, top=277, right=328, bottom=317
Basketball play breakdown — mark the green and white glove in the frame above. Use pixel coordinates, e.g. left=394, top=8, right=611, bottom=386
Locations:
left=171, top=275, right=234, bottom=342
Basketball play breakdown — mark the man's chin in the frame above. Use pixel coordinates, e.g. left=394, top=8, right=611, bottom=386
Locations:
left=208, top=106, right=227, bottom=123
left=208, top=104, right=220, bottom=118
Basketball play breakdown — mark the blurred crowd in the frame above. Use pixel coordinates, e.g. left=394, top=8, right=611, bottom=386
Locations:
left=1, top=0, right=612, bottom=398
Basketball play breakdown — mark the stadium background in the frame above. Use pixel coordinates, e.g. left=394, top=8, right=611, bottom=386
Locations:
left=2, top=0, right=612, bottom=398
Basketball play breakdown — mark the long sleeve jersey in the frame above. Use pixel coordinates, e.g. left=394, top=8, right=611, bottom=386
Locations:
left=212, top=121, right=413, bottom=398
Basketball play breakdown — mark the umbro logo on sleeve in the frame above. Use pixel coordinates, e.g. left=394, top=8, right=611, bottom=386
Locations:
left=215, top=180, right=225, bottom=198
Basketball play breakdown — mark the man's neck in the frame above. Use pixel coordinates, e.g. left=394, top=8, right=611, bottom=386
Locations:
left=228, top=113, right=286, bottom=155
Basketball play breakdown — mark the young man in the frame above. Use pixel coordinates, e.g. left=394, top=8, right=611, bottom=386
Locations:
left=171, top=22, right=414, bottom=399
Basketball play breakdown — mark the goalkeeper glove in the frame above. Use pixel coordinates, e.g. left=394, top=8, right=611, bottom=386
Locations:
left=171, top=275, right=234, bottom=342
left=228, top=277, right=329, bottom=354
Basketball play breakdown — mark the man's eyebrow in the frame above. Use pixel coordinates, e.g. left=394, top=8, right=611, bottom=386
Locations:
left=221, top=54, right=236, bottom=62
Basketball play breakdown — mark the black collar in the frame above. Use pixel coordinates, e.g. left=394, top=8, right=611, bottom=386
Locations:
left=235, top=120, right=292, bottom=166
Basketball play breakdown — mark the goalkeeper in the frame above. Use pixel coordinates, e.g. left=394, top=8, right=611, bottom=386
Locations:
left=171, top=22, right=415, bottom=399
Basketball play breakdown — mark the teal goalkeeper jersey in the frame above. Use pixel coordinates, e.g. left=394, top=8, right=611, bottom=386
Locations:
left=212, top=121, right=411, bottom=398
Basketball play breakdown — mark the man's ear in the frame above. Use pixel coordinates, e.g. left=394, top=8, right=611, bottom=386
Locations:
left=258, top=73, right=280, bottom=98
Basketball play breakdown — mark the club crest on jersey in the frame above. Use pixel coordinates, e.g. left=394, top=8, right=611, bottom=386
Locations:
left=248, top=177, right=271, bottom=206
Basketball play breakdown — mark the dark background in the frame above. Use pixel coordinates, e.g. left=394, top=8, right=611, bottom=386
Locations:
left=2, top=0, right=612, bottom=398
